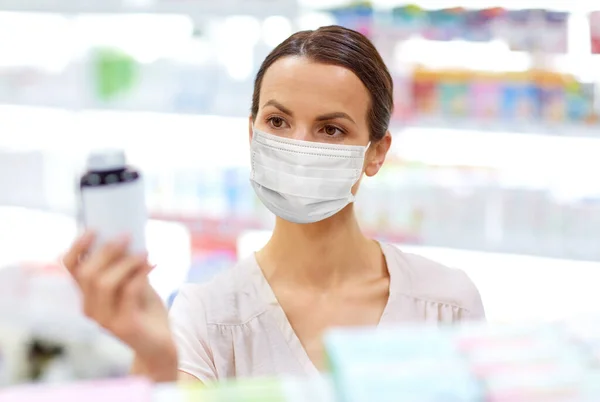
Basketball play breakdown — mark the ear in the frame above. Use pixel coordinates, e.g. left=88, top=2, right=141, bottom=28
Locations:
left=248, top=115, right=254, bottom=145
left=364, top=131, right=391, bottom=177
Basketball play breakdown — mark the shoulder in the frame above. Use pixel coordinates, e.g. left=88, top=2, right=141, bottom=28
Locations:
left=170, top=255, right=269, bottom=326
left=382, top=243, right=485, bottom=318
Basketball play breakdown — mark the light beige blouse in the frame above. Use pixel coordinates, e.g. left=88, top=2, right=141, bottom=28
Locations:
left=169, top=242, right=485, bottom=382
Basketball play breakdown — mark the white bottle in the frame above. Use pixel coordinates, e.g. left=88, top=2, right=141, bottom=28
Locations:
left=79, top=149, right=147, bottom=254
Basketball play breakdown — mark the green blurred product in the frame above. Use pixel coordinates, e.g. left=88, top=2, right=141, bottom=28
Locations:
left=178, top=378, right=288, bottom=402
left=92, top=47, right=139, bottom=102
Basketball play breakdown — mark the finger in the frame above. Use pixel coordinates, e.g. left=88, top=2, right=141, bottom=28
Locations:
left=104, top=266, right=153, bottom=342
left=77, top=236, right=129, bottom=293
left=62, top=231, right=95, bottom=274
left=91, top=253, right=149, bottom=324
left=121, top=266, right=152, bottom=315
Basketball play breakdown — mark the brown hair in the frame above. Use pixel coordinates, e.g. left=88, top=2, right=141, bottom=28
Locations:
left=251, top=25, right=394, bottom=142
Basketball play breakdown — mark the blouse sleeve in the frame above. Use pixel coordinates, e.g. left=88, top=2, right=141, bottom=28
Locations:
left=462, top=273, right=486, bottom=321
left=169, top=284, right=218, bottom=383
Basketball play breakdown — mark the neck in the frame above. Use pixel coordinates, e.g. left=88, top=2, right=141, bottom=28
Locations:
left=258, top=204, right=378, bottom=288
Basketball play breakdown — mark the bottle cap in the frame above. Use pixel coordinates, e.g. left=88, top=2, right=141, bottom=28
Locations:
left=86, top=148, right=126, bottom=172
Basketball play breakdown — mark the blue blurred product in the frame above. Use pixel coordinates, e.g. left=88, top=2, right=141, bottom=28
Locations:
left=324, top=327, right=482, bottom=402
left=223, top=167, right=255, bottom=219
left=462, top=8, right=504, bottom=42
left=500, top=73, right=540, bottom=122
left=380, top=5, right=427, bottom=40
left=422, top=8, right=466, bottom=42
left=195, top=167, right=228, bottom=218
left=223, top=167, right=241, bottom=216
left=327, top=2, right=373, bottom=37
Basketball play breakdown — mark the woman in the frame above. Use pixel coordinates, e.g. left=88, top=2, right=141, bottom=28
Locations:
left=63, top=25, right=485, bottom=384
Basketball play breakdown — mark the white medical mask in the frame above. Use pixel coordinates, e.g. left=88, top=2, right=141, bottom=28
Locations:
left=250, top=128, right=370, bottom=224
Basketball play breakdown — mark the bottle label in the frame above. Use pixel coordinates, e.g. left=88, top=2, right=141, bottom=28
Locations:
left=80, top=179, right=147, bottom=254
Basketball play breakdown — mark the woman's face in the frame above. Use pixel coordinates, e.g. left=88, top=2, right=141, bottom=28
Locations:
left=250, top=56, right=390, bottom=181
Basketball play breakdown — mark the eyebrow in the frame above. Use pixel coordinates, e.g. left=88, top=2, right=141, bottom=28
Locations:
left=263, top=100, right=293, bottom=116
left=263, top=99, right=356, bottom=124
left=315, top=112, right=355, bottom=124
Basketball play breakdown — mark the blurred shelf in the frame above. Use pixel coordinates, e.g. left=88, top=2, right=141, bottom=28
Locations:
left=0, top=0, right=299, bottom=18
left=2, top=104, right=600, bottom=172
left=1, top=103, right=599, bottom=140
left=395, top=117, right=600, bottom=138
left=3, top=100, right=598, bottom=141
left=367, top=0, right=595, bottom=12
left=3, top=0, right=590, bottom=18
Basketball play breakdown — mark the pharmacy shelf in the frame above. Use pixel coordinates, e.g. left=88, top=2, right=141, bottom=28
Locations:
left=3, top=97, right=599, bottom=141
left=1, top=105, right=600, bottom=170
left=0, top=0, right=299, bottom=18
left=4, top=317, right=600, bottom=400
left=368, top=0, right=596, bottom=12
left=1, top=376, right=335, bottom=402
left=0, top=0, right=594, bottom=15
left=1, top=106, right=599, bottom=263
left=395, top=117, right=600, bottom=139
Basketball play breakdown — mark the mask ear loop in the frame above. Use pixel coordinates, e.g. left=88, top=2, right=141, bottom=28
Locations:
left=348, top=140, right=373, bottom=203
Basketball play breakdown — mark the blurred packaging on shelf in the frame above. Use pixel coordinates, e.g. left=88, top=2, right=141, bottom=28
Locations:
left=407, top=68, right=598, bottom=128
left=0, top=262, right=134, bottom=387
left=0, top=3, right=598, bottom=136
left=4, top=318, right=600, bottom=400
left=0, top=375, right=336, bottom=402
left=5, top=145, right=600, bottom=262
left=0, top=210, right=195, bottom=387
left=326, top=4, right=570, bottom=53
left=1, top=122, right=600, bottom=262
left=136, top=156, right=600, bottom=261
left=592, top=11, right=600, bottom=54
left=0, top=377, right=153, bottom=402
left=356, top=159, right=600, bottom=261
left=0, top=10, right=279, bottom=115
left=325, top=318, right=600, bottom=401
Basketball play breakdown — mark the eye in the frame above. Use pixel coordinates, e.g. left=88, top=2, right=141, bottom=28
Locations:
left=323, top=125, right=344, bottom=137
left=267, top=116, right=288, bottom=129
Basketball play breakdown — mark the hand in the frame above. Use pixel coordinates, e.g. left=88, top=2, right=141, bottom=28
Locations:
left=62, top=232, right=178, bottom=382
